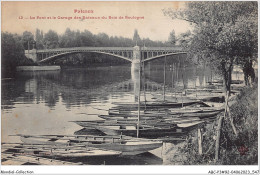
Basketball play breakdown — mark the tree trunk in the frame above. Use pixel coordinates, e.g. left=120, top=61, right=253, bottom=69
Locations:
left=215, top=59, right=233, bottom=162
left=198, top=128, right=203, bottom=155
left=215, top=92, right=229, bottom=162
left=243, top=59, right=255, bottom=86
left=227, top=104, right=238, bottom=137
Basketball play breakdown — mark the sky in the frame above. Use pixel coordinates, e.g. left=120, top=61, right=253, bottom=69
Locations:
left=1, top=1, right=192, bottom=41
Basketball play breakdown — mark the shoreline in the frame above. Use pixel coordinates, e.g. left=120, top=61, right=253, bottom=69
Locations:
left=16, top=66, right=61, bottom=71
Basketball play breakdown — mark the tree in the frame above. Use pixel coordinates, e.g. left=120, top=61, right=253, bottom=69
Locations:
left=96, top=33, right=110, bottom=46
left=177, top=30, right=192, bottom=47
left=59, top=28, right=73, bottom=47
left=2, top=32, right=35, bottom=77
left=22, top=31, right=34, bottom=50
left=35, top=28, right=44, bottom=49
left=133, top=29, right=142, bottom=46
left=164, top=1, right=257, bottom=162
left=164, top=1, right=257, bottom=92
left=168, top=30, right=176, bottom=45
left=233, top=15, right=257, bottom=86
left=79, top=30, right=95, bottom=46
left=43, top=30, right=59, bottom=49
left=164, top=2, right=257, bottom=87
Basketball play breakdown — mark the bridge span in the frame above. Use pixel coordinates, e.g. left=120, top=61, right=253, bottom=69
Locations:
left=25, top=46, right=187, bottom=64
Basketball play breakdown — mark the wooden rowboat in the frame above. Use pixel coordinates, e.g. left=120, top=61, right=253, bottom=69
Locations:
left=2, top=143, right=121, bottom=158
left=111, top=101, right=210, bottom=109
left=98, top=114, right=159, bottom=121
left=71, top=118, right=169, bottom=129
left=94, top=125, right=187, bottom=138
left=16, top=134, right=163, bottom=156
left=168, top=110, right=222, bottom=119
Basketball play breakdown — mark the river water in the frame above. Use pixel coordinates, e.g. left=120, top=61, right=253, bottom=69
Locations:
left=1, top=59, right=244, bottom=165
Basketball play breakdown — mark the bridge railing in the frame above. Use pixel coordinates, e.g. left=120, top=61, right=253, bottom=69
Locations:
left=142, top=47, right=183, bottom=51
left=36, top=46, right=184, bottom=53
left=37, top=47, right=135, bottom=53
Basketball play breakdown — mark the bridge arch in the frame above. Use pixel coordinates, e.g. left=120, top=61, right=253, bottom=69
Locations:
left=142, top=52, right=187, bottom=63
left=38, top=51, right=133, bottom=64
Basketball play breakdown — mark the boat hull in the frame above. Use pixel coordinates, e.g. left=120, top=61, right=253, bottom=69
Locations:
left=82, top=141, right=163, bottom=155
left=96, top=126, right=186, bottom=138
left=20, top=135, right=163, bottom=156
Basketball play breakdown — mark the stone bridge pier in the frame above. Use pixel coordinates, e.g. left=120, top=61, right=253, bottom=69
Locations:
left=131, top=45, right=142, bottom=71
left=25, top=49, right=37, bottom=62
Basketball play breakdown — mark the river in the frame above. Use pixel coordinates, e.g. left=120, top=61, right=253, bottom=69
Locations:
left=1, top=58, right=244, bottom=165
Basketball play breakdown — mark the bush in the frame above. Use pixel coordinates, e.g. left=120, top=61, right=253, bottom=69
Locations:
left=174, top=84, right=258, bottom=165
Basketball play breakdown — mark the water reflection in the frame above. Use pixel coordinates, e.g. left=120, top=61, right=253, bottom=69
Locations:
left=2, top=61, right=241, bottom=165
left=62, top=152, right=163, bottom=165
left=131, top=63, right=141, bottom=102
left=1, top=64, right=223, bottom=137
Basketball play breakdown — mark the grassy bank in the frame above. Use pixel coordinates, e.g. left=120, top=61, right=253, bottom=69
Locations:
left=169, top=83, right=258, bottom=165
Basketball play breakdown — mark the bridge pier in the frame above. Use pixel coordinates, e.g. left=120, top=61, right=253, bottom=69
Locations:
left=131, top=45, right=141, bottom=71
left=25, top=49, right=37, bottom=62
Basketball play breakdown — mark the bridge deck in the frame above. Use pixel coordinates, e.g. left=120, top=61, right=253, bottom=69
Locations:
left=36, top=46, right=183, bottom=53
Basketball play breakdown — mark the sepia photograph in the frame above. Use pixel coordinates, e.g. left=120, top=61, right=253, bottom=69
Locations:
left=1, top=1, right=258, bottom=174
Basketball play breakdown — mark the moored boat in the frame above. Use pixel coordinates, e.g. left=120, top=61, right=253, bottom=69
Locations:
left=2, top=143, right=121, bottom=158
left=169, top=109, right=223, bottom=119
left=17, top=134, right=163, bottom=156
left=71, top=118, right=168, bottom=128
left=112, top=101, right=210, bottom=109
left=168, top=106, right=224, bottom=118
left=95, top=125, right=187, bottom=138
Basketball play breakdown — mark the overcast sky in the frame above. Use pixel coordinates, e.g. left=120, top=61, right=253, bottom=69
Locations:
left=2, top=1, right=192, bottom=41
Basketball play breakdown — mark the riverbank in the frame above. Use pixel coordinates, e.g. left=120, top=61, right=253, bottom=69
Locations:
left=16, top=66, right=61, bottom=71
left=166, top=83, right=258, bottom=165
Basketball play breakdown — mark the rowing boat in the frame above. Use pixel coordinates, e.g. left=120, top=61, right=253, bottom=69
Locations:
left=111, top=101, right=210, bottom=109
left=108, top=109, right=166, bottom=116
left=169, top=110, right=222, bottom=119
left=2, top=143, right=121, bottom=158
left=98, top=115, right=163, bottom=121
left=17, top=134, right=163, bottom=156
left=94, top=124, right=187, bottom=138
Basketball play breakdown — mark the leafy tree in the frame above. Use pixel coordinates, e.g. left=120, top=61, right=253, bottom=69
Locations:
left=43, top=30, right=59, bottom=49
left=95, top=33, right=110, bottom=46
left=164, top=1, right=257, bottom=163
left=22, top=31, right=34, bottom=50
left=133, top=29, right=142, bottom=46
left=168, top=30, right=176, bottom=45
left=79, top=30, right=95, bottom=46
left=2, top=32, right=34, bottom=77
left=177, top=30, right=192, bottom=48
left=35, top=28, right=44, bottom=49
left=164, top=1, right=257, bottom=92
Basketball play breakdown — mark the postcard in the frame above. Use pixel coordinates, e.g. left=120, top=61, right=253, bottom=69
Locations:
left=1, top=1, right=258, bottom=174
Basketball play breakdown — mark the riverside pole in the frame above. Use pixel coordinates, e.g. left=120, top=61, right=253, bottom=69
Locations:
left=137, top=47, right=141, bottom=138
left=163, top=51, right=166, bottom=102
left=142, top=47, right=146, bottom=110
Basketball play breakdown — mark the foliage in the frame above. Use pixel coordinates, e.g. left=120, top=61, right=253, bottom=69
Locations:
left=35, top=28, right=44, bottom=49
left=22, top=31, right=34, bottom=50
left=2, top=32, right=35, bottom=77
left=176, top=85, right=258, bottom=165
left=164, top=2, right=257, bottom=164
left=220, top=85, right=258, bottom=165
left=177, top=30, right=192, bottom=47
left=163, top=1, right=258, bottom=90
left=43, top=30, right=59, bottom=49
left=133, top=29, right=142, bottom=46
left=168, top=30, right=176, bottom=45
